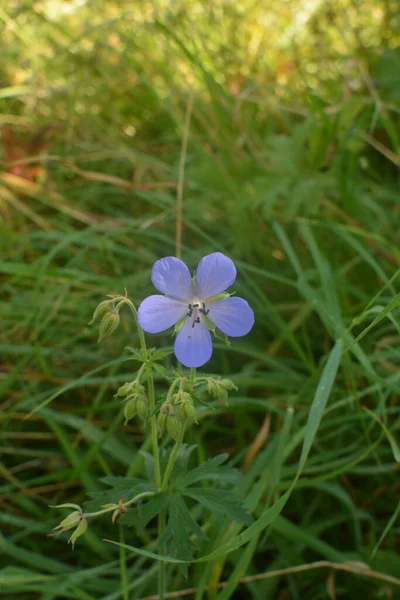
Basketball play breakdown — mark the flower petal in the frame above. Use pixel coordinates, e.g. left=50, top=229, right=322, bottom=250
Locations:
left=151, top=257, right=194, bottom=302
left=138, top=295, right=187, bottom=334
left=174, top=317, right=213, bottom=368
left=195, top=252, right=237, bottom=300
left=208, top=297, right=254, bottom=337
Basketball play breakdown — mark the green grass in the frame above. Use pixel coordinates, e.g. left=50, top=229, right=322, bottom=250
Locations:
left=1, top=1, right=400, bottom=598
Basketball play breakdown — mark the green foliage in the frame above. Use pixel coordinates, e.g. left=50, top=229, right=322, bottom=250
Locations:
left=84, top=476, right=156, bottom=513
left=120, top=447, right=250, bottom=576
left=2, top=0, right=400, bottom=598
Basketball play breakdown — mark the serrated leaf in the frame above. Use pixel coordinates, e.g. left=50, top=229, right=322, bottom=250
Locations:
left=121, top=492, right=169, bottom=529
left=148, top=347, right=171, bottom=360
left=84, top=477, right=154, bottom=512
left=140, top=451, right=156, bottom=481
left=178, top=453, right=240, bottom=488
left=151, top=363, right=169, bottom=379
left=184, top=488, right=253, bottom=526
left=124, top=347, right=146, bottom=361
left=160, top=494, right=198, bottom=574
left=170, top=444, right=198, bottom=480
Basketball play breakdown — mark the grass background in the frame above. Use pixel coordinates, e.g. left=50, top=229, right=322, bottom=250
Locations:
left=1, top=0, right=400, bottom=598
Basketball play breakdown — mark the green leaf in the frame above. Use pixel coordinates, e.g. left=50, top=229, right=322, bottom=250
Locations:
left=299, top=340, right=343, bottom=469
left=84, top=477, right=154, bottom=512
left=363, top=407, right=400, bottom=463
left=168, top=444, right=198, bottom=481
left=151, top=362, right=169, bottom=379
left=122, top=492, right=169, bottom=529
left=371, top=502, right=400, bottom=558
left=160, top=493, right=204, bottom=574
left=104, top=540, right=188, bottom=564
left=179, top=453, right=240, bottom=488
left=351, top=292, right=400, bottom=346
left=123, top=347, right=146, bottom=361
left=184, top=488, right=253, bottom=526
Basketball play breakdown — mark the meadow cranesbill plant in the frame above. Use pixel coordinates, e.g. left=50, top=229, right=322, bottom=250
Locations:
left=50, top=252, right=254, bottom=599
left=138, top=252, right=254, bottom=367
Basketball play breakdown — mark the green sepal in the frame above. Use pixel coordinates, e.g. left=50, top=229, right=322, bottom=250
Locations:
left=68, top=518, right=87, bottom=549
left=98, top=311, right=120, bottom=342
left=174, top=316, right=187, bottom=334
left=89, top=299, right=113, bottom=324
left=204, top=292, right=231, bottom=303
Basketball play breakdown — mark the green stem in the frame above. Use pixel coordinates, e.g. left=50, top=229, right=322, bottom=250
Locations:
left=158, top=423, right=186, bottom=600
left=161, top=425, right=186, bottom=490
left=119, top=526, right=129, bottom=600
left=158, top=509, right=166, bottom=600
left=126, top=298, right=165, bottom=598
left=84, top=491, right=155, bottom=519
left=147, top=374, right=161, bottom=487
left=126, top=300, right=161, bottom=488
left=189, top=367, right=196, bottom=386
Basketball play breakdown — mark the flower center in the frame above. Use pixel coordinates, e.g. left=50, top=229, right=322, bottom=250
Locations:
left=187, top=300, right=209, bottom=327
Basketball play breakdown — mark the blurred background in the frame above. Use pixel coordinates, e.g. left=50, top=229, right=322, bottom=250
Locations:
left=1, top=1, right=400, bottom=598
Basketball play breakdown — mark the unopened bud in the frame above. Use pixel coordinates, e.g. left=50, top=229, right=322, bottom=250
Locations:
left=90, top=300, right=114, bottom=324
left=177, top=403, right=188, bottom=422
left=220, top=379, right=238, bottom=392
left=98, top=311, right=120, bottom=342
left=166, top=414, right=181, bottom=440
left=207, top=379, right=219, bottom=398
left=177, top=401, right=197, bottom=424
left=136, top=397, right=149, bottom=422
left=184, top=402, right=197, bottom=424
left=115, top=383, right=131, bottom=398
left=206, top=378, right=229, bottom=405
left=219, top=387, right=228, bottom=405
left=157, top=410, right=167, bottom=437
left=57, top=511, right=82, bottom=532
left=124, top=397, right=137, bottom=424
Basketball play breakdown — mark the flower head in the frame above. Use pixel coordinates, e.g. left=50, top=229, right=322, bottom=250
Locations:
left=138, top=253, right=254, bottom=368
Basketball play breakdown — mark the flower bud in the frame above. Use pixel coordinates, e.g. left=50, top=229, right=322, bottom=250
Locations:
left=184, top=402, right=198, bottom=424
left=115, top=382, right=132, bottom=398
left=57, top=510, right=82, bottom=532
left=98, top=311, right=120, bottom=342
left=124, top=397, right=137, bottom=424
left=206, top=378, right=229, bottom=405
left=207, top=379, right=219, bottom=398
left=219, top=387, right=228, bottom=405
left=220, top=378, right=238, bottom=392
left=157, top=410, right=167, bottom=437
left=177, top=403, right=188, bottom=422
left=136, top=397, right=149, bottom=422
left=166, top=414, right=181, bottom=440
left=177, top=401, right=197, bottom=424
left=90, top=299, right=114, bottom=324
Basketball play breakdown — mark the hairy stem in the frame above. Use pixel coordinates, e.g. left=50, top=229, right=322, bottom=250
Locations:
left=161, top=425, right=186, bottom=490
left=158, top=508, right=166, bottom=600
left=126, top=300, right=161, bottom=487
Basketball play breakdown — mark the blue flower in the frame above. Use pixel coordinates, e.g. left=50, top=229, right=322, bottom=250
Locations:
left=138, top=253, right=254, bottom=368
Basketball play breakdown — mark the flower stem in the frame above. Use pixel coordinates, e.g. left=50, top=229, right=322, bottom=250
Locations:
left=147, top=374, right=161, bottom=487
left=189, top=367, right=196, bottom=386
left=83, top=491, right=155, bottom=520
left=158, top=508, right=166, bottom=600
left=158, top=424, right=186, bottom=600
left=119, top=526, right=129, bottom=600
left=126, top=300, right=161, bottom=488
left=161, top=425, right=186, bottom=490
